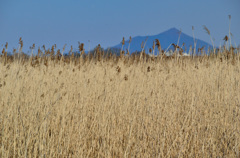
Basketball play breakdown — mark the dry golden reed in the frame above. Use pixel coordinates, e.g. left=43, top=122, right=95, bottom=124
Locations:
left=0, top=51, right=240, bottom=157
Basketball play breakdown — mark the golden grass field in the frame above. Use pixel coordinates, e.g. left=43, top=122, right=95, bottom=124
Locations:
left=0, top=50, right=240, bottom=157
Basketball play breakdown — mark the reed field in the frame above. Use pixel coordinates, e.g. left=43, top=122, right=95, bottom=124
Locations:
left=0, top=38, right=240, bottom=157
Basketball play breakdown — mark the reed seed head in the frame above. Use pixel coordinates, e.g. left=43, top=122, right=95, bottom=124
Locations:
left=203, top=25, right=210, bottom=35
left=129, top=36, right=132, bottom=43
left=78, top=42, right=84, bottom=52
left=37, top=47, right=41, bottom=56
left=223, top=36, right=229, bottom=42
left=51, top=45, right=55, bottom=53
left=116, top=66, right=121, bottom=73
left=63, top=44, right=67, bottom=52
left=147, top=66, right=150, bottom=72
left=153, top=41, right=155, bottom=50
left=155, top=39, right=161, bottom=49
left=2, top=48, right=5, bottom=54
left=198, top=46, right=204, bottom=52
left=69, top=45, right=73, bottom=55
left=124, top=74, right=128, bottom=81
left=122, top=37, right=125, bottom=45
left=5, top=42, right=8, bottom=49
left=19, top=37, right=23, bottom=48
left=42, top=45, right=46, bottom=51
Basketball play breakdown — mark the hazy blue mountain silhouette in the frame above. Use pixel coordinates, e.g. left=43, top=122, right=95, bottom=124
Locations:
left=111, top=28, right=212, bottom=55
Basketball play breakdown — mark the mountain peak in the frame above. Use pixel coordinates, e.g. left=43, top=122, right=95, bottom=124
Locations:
left=164, top=27, right=181, bottom=34
left=112, top=28, right=212, bottom=54
left=168, top=27, right=179, bottom=32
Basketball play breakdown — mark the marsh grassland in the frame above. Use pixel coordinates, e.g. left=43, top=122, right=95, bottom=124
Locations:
left=0, top=47, right=240, bottom=157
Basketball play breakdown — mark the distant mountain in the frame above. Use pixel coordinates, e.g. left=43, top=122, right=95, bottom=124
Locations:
left=111, top=28, right=212, bottom=55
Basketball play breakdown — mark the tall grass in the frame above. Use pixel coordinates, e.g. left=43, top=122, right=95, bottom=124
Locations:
left=0, top=43, right=240, bottom=157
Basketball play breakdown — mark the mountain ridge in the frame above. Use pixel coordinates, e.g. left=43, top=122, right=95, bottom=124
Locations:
left=111, top=28, right=212, bottom=55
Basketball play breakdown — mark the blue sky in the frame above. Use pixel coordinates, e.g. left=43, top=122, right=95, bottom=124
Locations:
left=0, top=0, right=239, bottom=53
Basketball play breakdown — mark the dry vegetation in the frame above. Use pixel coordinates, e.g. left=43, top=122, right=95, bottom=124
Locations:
left=0, top=37, right=240, bottom=157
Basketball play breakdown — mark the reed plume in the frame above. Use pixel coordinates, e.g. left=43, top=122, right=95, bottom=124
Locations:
left=203, top=25, right=215, bottom=53
left=152, top=41, right=155, bottom=56
left=127, top=36, right=132, bottom=55
left=5, top=42, right=8, bottom=50
left=192, top=26, right=197, bottom=56
left=228, top=15, right=232, bottom=48
left=155, top=39, right=161, bottom=56
left=119, top=37, right=125, bottom=55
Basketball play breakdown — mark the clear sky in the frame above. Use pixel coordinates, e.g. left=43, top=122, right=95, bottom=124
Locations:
left=0, top=0, right=239, bottom=53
